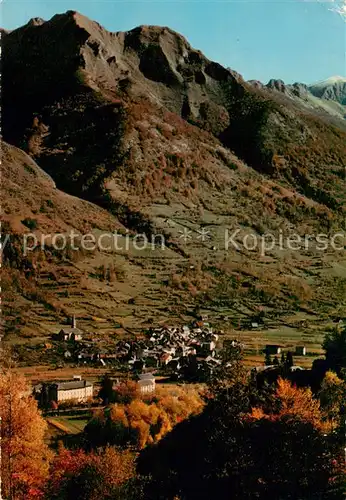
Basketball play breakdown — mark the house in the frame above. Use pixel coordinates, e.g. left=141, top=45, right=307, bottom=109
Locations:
left=295, top=346, right=306, bottom=356
left=138, top=379, right=155, bottom=394
left=289, top=366, right=303, bottom=372
left=160, top=352, right=173, bottom=365
left=57, top=316, right=83, bottom=341
left=138, top=373, right=155, bottom=394
left=266, top=345, right=282, bottom=355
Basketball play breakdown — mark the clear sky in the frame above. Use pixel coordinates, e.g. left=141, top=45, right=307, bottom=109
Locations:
left=2, top=0, right=346, bottom=84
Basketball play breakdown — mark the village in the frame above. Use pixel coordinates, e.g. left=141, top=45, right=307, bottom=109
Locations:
left=30, top=314, right=315, bottom=409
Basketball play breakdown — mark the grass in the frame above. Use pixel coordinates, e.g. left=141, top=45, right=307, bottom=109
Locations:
left=47, top=415, right=90, bottom=434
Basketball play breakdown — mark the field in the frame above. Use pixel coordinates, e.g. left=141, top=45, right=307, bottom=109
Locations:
left=47, top=415, right=91, bottom=434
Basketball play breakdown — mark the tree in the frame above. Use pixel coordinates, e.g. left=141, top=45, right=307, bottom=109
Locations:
left=264, top=351, right=272, bottom=366
left=319, top=371, right=346, bottom=427
left=40, top=383, right=49, bottom=410
left=85, top=387, right=203, bottom=450
left=281, top=352, right=286, bottom=365
left=207, top=340, right=244, bottom=395
left=252, top=378, right=324, bottom=429
left=286, top=351, right=294, bottom=369
left=46, top=445, right=137, bottom=500
left=113, top=380, right=140, bottom=404
left=98, top=373, right=115, bottom=405
left=322, top=326, right=346, bottom=375
left=0, top=369, right=52, bottom=499
left=273, top=356, right=280, bottom=366
left=138, top=376, right=342, bottom=500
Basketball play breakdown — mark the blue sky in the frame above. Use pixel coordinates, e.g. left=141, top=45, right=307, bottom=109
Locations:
left=2, top=0, right=345, bottom=84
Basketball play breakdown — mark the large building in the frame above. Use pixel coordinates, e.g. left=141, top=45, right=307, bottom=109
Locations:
left=52, top=380, right=93, bottom=402
left=36, top=379, right=93, bottom=404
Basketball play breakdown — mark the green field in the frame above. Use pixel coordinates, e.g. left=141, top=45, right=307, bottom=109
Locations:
left=47, top=415, right=90, bottom=434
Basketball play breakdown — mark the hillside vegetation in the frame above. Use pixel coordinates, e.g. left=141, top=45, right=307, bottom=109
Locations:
left=2, top=11, right=346, bottom=364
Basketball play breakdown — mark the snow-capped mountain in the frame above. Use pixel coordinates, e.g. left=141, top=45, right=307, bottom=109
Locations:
left=308, top=76, right=346, bottom=104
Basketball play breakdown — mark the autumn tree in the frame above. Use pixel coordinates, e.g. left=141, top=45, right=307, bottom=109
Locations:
left=0, top=369, right=51, bottom=499
left=138, top=376, right=343, bottom=499
left=319, top=371, right=346, bottom=428
left=272, top=377, right=323, bottom=428
left=46, top=444, right=138, bottom=500
left=113, top=380, right=140, bottom=404
left=85, top=386, right=203, bottom=449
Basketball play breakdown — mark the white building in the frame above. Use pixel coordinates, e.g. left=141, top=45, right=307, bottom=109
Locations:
left=50, top=380, right=93, bottom=402
left=138, top=373, right=155, bottom=394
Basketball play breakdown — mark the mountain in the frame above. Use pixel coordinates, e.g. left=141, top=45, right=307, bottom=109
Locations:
left=2, top=11, right=346, bottom=364
left=309, top=76, right=346, bottom=104
left=249, top=77, right=346, bottom=122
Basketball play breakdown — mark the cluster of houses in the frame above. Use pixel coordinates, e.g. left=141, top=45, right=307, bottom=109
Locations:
left=48, top=314, right=311, bottom=395
left=55, top=316, right=307, bottom=365
left=54, top=315, right=230, bottom=381
left=114, top=320, right=230, bottom=381
left=30, top=311, right=316, bottom=407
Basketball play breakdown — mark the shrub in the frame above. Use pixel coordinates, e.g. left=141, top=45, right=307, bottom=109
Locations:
left=21, top=218, right=38, bottom=230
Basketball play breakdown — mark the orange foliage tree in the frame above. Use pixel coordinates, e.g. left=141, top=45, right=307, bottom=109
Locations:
left=85, top=386, right=204, bottom=449
left=249, top=377, right=324, bottom=429
left=46, top=444, right=136, bottom=500
left=319, top=371, right=346, bottom=428
left=0, top=370, right=51, bottom=499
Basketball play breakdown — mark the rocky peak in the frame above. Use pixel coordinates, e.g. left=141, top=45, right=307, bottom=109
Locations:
left=266, top=79, right=287, bottom=93
left=309, top=76, right=346, bottom=105
left=3, top=10, right=243, bottom=141
left=290, top=82, right=308, bottom=98
left=27, top=17, right=46, bottom=27
left=247, top=80, right=264, bottom=89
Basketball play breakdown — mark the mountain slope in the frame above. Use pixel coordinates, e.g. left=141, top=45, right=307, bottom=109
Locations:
left=2, top=11, right=346, bottom=365
left=3, top=11, right=346, bottom=214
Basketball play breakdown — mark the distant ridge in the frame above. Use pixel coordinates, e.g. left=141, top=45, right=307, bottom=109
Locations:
left=308, top=75, right=346, bottom=105
left=309, top=75, right=346, bottom=87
